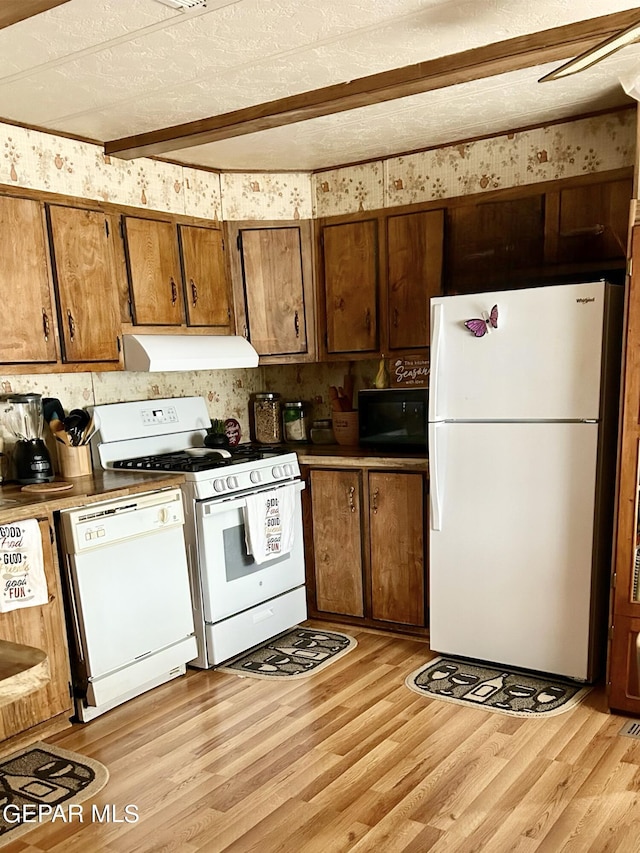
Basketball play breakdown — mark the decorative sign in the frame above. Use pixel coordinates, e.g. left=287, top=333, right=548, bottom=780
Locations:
left=390, top=356, right=429, bottom=388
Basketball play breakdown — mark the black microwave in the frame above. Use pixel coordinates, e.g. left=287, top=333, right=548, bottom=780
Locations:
left=358, top=388, right=428, bottom=452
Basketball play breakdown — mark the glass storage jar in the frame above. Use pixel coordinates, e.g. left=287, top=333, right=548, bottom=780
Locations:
left=310, top=418, right=335, bottom=445
left=282, top=401, right=310, bottom=443
left=252, top=392, right=282, bottom=444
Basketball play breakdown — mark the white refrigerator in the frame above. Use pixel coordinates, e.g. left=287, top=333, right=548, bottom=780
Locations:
left=428, top=281, right=623, bottom=681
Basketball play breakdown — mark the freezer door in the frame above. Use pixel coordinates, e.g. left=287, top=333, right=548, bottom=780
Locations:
left=429, top=422, right=599, bottom=680
left=429, top=282, right=608, bottom=422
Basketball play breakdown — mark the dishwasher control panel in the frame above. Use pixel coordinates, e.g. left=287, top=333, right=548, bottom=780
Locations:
left=59, top=488, right=185, bottom=553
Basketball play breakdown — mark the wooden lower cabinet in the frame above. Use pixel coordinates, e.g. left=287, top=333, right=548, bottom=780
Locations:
left=0, top=518, right=72, bottom=744
left=304, top=466, right=427, bottom=633
left=369, top=471, right=425, bottom=626
left=608, top=615, right=640, bottom=713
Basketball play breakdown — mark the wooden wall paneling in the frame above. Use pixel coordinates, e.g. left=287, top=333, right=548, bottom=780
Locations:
left=0, top=518, right=72, bottom=742
left=608, top=224, right=640, bottom=713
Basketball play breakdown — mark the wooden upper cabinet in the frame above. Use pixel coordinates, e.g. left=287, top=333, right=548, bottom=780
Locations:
left=47, top=204, right=121, bottom=363
left=369, top=472, right=425, bottom=626
left=386, top=209, right=444, bottom=349
left=545, top=178, right=632, bottom=266
left=239, top=226, right=307, bottom=355
left=447, top=195, right=545, bottom=293
left=123, top=216, right=183, bottom=326
left=228, top=220, right=315, bottom=362
left=179, top=224, right=231, bottom=329
left=322, top=219, right=378, bottom=355
left=0, top=195, right=58, bottom=364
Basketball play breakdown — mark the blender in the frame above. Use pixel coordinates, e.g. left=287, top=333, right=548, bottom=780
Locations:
left=4, top=393, right=54, bottom=485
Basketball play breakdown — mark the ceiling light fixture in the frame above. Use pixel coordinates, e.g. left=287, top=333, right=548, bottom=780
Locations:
left=539, top=19, right=640, bottom=82
left=154, top=0, right=207, bottom=10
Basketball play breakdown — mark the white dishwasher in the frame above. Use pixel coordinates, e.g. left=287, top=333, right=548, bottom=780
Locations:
left=58, top=487, right=197, bottom=722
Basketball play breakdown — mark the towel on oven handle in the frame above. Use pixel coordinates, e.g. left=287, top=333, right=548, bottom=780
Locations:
left=0, top=519, right=48, bottom=612
left=243, top=483, right=296, bottom=565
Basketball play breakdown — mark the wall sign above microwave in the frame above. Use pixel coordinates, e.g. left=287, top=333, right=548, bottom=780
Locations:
left=390, top=356, right=429, bottom=388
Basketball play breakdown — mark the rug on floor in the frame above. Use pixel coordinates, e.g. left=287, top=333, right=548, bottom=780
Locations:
left=218, top=626, right=357, bottom=679
left=406, top=656, right=592, bottom=717
left=0, top=741, right=109, bottom=847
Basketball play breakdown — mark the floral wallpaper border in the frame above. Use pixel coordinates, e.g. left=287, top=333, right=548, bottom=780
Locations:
left=313, top=108, right=637, bottom=217
left=1, top=109, right=635, bottom=222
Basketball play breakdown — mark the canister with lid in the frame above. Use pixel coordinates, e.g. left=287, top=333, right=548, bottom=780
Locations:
left=252, top=392, right=282, bottom=444
left=282, top=401, right=310, bottom=443
left=310, top=418, right=335, bottom=445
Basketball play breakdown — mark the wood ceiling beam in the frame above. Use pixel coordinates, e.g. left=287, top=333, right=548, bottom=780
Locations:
left=0, top=0, right=71, bottom=30
left=105, top=8, right=640, bottom=160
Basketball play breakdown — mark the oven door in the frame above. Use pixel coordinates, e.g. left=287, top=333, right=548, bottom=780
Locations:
left=195, top=480, right=305, bottom=624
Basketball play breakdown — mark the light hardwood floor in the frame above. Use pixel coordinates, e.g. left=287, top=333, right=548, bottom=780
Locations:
left=7, top=621, right=640, bottom=853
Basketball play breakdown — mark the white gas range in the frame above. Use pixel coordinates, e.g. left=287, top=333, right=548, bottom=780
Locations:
left=90, top=396, right=307, bottom=667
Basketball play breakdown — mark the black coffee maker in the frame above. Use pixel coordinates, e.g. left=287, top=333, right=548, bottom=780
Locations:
left=4, top=393, right=54, bottom=485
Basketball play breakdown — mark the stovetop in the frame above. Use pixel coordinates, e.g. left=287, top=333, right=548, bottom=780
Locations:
left=112, top=444, right=286, bottom=474
left=108, top=442, right=301, bottom=501
left=90, top=398, right=301, bottom=500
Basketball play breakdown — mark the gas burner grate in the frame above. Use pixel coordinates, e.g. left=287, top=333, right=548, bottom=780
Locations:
left=112, top=451, right=231, bottom=473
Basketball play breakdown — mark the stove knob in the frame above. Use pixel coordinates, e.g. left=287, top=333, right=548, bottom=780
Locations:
left=213, top=479, right=226, bottom=493
left=226, top=476, right=238, bottom=490
left=272, top=465, right=283, bottom=479
left=283, top=463, right=295, bottom=477
left=250, top=470, right=262, bottom=484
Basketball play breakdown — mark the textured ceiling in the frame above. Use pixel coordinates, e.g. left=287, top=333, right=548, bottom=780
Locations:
left=0, top=0, right=639, bottom=171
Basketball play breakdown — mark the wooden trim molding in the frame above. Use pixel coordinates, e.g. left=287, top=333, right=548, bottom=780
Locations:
left=105, top=10, right=640, bottom=160
left=0, top=1, right=70, bottom=30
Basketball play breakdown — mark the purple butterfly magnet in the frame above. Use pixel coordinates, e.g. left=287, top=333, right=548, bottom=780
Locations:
left=464, top=304, right=498, bottom=337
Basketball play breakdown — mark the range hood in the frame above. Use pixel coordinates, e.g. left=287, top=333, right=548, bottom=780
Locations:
left=123, top=334, right=259, bottom=372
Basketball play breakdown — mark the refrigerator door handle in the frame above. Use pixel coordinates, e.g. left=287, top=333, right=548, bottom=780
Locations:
left=429, top=421, right=444, bottom=531
left=430, top=302, right=443, bottom=422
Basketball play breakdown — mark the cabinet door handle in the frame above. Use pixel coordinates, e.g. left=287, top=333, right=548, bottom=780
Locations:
left=348, top=485, right=356, bottom=513
left=171, top=278, right=178, bottom=305
left=294, top=310, right=300, bottom=338
left=67, top=309, right=75, bottom=341
left=559, top=225, right=605, bottom=238
left=393, top=307, right=399, bottom=328
left=364, top=308, right=371, bottom=331
left=372, top=488, right=379, bottom=514
left=190, top=279, right=198, bottom=306
left=42, top=309, right=50, bottom=341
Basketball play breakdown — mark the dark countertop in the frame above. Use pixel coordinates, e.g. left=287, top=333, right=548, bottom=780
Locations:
left=0, top=470, right=185, bottom=522
left=293, top=443, right=428, bottom=472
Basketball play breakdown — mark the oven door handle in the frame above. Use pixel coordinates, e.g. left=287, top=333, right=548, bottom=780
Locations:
left=199, top=480, right=305, bottom=517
